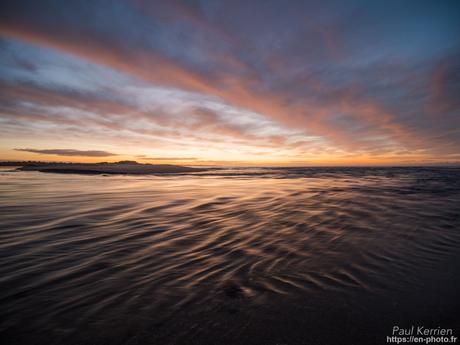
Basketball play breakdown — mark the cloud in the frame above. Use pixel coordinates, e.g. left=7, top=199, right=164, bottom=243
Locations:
left=1, top=1, right=459, bottom=163
left=14, top=148, right=117, bottom=157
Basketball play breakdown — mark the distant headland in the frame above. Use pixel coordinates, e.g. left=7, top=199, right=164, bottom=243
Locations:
left=0, top=160, right=207, bottom=174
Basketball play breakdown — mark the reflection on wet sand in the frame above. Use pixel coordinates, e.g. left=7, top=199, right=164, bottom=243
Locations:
left=1, top=167, right=459, bottom=344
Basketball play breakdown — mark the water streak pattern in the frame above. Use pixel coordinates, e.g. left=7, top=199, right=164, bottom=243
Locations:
left=1, top=167, right=459, bottom=344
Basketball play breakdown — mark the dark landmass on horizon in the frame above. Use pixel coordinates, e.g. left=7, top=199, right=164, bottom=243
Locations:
left=1, top=160, right=459, bottom=169
left=0, top=161, right=206, bottom=174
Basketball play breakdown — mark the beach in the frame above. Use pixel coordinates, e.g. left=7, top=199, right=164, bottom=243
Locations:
left=0, top=167, right=459, bottom=344
left=1, top=0, right=459, bottom=343
left=17, top=162, right=206, bottom=174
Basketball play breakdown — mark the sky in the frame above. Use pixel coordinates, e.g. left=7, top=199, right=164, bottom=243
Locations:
left=0, top=0, right=459, bottom=166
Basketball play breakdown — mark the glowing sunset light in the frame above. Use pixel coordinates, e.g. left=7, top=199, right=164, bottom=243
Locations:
left=0, top=1, right=459, bottom=165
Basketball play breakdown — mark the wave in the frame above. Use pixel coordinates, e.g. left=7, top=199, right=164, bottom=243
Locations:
left=1, top=167, right=459, bottom=344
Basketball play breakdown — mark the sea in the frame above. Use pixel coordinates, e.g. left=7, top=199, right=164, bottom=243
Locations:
left=1, top=167, right=459, bottom=344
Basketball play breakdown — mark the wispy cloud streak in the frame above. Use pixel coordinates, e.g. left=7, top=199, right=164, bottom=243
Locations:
left=0, top=0, right=459, bottom=163
left=15, top=148, right=117, bottom=157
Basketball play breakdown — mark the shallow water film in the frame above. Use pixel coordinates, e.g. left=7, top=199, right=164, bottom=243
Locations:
left=1, top=167, right=460, bottom=345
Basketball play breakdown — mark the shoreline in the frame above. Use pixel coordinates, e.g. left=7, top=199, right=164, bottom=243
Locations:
left=15, top=162, right=208, bottom=175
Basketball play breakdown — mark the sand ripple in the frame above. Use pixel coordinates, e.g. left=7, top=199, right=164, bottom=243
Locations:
left=1, top=167, right=459, bottom=344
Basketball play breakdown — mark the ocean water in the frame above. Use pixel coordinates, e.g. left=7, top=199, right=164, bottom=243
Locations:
left=1, top=167, right=459, bottom=344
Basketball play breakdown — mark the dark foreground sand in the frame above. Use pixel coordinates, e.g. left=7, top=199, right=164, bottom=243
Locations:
left=17, top=162, right=206, bottom=174
left=1, top=167, right=459, bottom=345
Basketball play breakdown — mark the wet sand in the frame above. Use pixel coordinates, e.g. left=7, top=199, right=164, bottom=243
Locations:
left=17, top=162, right=206, bottom=174
left=0, top=167, right=459, bottom=344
